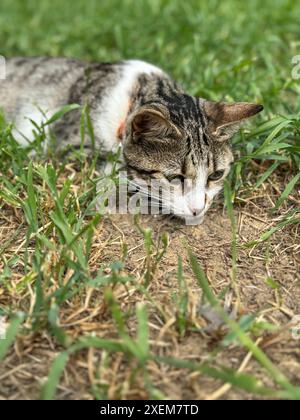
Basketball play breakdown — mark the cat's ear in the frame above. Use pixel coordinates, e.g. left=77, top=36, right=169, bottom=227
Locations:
left=131, top=107, right=181, bottom=141
left=203, top=101, right=264, bottom=141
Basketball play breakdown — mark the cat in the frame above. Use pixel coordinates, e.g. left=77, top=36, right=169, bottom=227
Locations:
left=0, top=57, right=263, bottom=223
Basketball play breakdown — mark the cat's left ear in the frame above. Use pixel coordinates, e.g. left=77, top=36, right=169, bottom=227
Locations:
left=130, top=106, right=182, bottom=142
left=203, top=101, right=264, bottom=141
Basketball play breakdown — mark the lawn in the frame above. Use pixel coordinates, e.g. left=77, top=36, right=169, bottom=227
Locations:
left=0, top=0, right=300, bottom=400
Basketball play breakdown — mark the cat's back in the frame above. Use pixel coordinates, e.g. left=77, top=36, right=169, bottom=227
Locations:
left=0, top=57, right=122, bottom=144
left=0, top=57, right=166, bottom=148
left=0, top=57, right=88, bottom=119
left=3, top=56, right=85, bottom=82
left=0, top=57, right=163, bottom=113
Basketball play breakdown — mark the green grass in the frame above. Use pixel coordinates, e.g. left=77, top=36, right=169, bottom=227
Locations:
left=0, top=0, right=300, bottom=400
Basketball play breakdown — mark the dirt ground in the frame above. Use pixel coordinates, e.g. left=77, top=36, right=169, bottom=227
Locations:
left=0, top=171, right=300, bottom=400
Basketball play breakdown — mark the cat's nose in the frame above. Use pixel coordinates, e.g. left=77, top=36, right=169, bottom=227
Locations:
left=189, top=207, right=204, bottom=217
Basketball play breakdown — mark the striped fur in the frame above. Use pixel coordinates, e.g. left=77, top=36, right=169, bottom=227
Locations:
left=0, top=58, right=263, bottom=222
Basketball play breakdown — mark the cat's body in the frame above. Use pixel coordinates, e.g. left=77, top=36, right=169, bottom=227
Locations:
left=0, top=57, right=263, bottom=223
left=0, top=57, right=164, bottom=150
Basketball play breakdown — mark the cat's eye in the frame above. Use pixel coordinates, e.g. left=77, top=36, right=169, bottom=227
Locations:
left=208, top=170, right=225, bottom=182
left=167, top=175, right=185, bottom=184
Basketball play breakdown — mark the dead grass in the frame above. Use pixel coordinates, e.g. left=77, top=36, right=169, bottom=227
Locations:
left=0, top=166, right=299, bottom=400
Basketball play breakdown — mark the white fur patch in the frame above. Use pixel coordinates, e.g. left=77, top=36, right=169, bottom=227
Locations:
left=173, top=167, right=207, bottom=217
left=12, top=106, right=50, bottom=146
left=93, top=60, right=164, bottom=152
left=172, top=167, right=223, bottom=222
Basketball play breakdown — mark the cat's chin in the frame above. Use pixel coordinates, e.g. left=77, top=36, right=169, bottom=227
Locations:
left=172, top=213, right=205, bottom=226
left=185, top=216, right=205, bottom=226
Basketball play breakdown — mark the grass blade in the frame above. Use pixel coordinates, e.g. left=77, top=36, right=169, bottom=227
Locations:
left=41, top=351, right=69, bottom=400
left=274, top=173, right=300, bottom=211
left=43, top=104, right=81, bottom=127
left=0, top=313, right=24, bottom=361
left=136, top=303, right=149, bottom=362
left=188, top=250, right=300, bottom=399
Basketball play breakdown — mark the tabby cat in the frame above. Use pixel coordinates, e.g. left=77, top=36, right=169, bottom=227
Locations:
left=0, top=57, right=263, bottom=223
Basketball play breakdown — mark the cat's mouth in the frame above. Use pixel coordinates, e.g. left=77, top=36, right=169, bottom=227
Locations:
left=126, top=174, right=208, bottom=224
left=97, top=169, right=208, bottom=225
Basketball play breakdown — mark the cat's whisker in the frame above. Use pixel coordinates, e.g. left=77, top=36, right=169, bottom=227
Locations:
left=128, top=188, right=185, bottom=214
left=123, top=178, right=195, bottom=215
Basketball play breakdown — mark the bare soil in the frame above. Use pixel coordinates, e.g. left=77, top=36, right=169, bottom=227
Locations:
left=0, top=172, right=299, bottom=400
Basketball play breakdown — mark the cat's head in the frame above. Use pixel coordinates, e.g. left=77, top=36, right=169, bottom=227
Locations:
left=123, top=98, right=263, bottom=224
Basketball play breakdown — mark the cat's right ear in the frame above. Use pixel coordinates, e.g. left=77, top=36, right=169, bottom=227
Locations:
left=203, top=101, right=264, bottom=142
left=130, top=107, right=181, bottom=141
